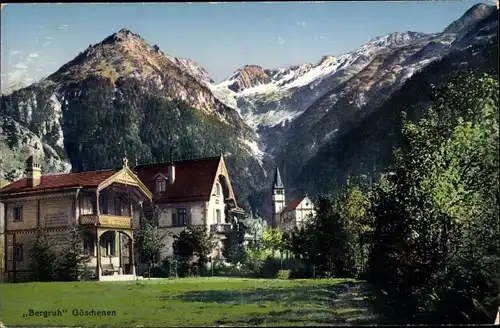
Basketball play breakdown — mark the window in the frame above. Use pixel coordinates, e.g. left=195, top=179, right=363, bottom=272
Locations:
left=100, top=234, right=115, bottom=257
left=215, top=183, right=221, bottom=196
left=91, top=199, right=98, bottom=214
left=172, top=208, right=188, bottom=226
left=101, top=194, right=109, bottom=214
left=83, top=234, right=94, bottom=256
left=107, top=237, right=115, bottom=256
left=216, top=209, right=221, bottom=224
left=157, top=179, right=166, bottom=192
left=13, top=244, right=23, bottom=261
left=13, top=206, right=23, bottom=222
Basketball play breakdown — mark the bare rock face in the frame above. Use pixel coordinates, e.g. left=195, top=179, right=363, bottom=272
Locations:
left=226, top=65, right=272, bottom=93
left=0, top=115, right=70, bottom=182
left=0, top=3, right=496, bottom=218
left=46, top=28, right=237, bottom=116
left=443, top=3, right=497, bottom=34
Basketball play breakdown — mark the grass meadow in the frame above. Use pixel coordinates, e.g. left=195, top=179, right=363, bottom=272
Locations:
left=0, top=277, right=381, bottom=327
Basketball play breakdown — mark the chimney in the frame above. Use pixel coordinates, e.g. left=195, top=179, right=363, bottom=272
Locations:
left=26, top=155, right=41, bottom=187
left=168, top=147, right=175, bottom=185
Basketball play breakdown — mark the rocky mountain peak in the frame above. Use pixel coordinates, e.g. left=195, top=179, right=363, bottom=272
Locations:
left=443, top=3, right=496, bottom=34
left=368, top=31, right=427, bottom=49
left=100, top=28, right=145, bottom=46
left=226, top=65, right=272, bottom=92
left=46, top=26, right=181, bottom=88
left=318, top=55, right=336, bottom=66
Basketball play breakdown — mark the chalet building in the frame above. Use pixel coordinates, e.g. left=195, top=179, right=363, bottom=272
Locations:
left=0, top=156, right=152, bottom=282
left=133, top=153, right=246, bottom=260
left=271, top=166, right=315, bottom=231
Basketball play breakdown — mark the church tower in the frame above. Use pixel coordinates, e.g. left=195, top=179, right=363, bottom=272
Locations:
left=271, top=166, right=286, bottom=228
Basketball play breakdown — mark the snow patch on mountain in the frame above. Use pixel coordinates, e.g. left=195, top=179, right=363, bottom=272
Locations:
left=240, top=137, right=266, bottom=166
left=211, top=31, right=432, bottom=129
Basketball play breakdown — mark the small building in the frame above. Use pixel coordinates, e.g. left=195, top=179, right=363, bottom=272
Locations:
left=277, top=195, right=315, bottom=231
left=0, top=155, right=152, bottom=282
left=271, top=166, right=315, bottom=231
left=133, top=153, right=245, bottom=260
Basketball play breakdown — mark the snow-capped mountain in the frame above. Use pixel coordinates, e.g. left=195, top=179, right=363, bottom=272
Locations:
left=213, top=24, right=493, bottom=132
left=209, top=3, right=497, bottom=155
left=0, top=3, right=497, bottom=220
left=210, top=31, right=429, bottom=129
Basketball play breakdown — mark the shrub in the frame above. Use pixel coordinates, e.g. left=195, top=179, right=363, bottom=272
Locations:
left=177, top=261, right=191, bottom=278
left=257, top=257, right=281, bottom=278
left=211, top=265, right=254, bottom=278
left=276, top=269, right=291, bottom=279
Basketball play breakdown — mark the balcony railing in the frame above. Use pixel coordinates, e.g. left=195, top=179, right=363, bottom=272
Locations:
left=210, top=223, right=232, bottom=234
left=79, top=214, right=132, bottom=229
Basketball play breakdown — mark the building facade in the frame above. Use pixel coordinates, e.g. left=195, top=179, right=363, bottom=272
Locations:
left=133, top=154, right=245, bottom=260
left=271, top=166, right=315, bottom=231
left=0, top=156, right=152, bottom=282
left=277, top=195, right=315, bottom=231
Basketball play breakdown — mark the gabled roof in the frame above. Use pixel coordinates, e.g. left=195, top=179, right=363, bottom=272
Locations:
left=133, top=156, right=222, bottom=203
left=279, top=196, right=311, bottom=214
left=0, top=169, right=118, bottom=195
left=0, top=167, right=153, bottom=200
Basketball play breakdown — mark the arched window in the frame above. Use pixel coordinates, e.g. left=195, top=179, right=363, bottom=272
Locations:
left=216, top=183, right=221, bottom=196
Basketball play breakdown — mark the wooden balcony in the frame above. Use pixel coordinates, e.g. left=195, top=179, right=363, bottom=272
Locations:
left=210, top=223, right=232, bottom=234
left=79, top=214, right=132, bottom=229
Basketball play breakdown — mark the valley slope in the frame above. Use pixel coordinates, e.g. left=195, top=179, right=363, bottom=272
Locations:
left=0, top=3, right=497, bottom=221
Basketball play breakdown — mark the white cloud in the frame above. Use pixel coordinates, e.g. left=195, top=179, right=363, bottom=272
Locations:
left=13, top=63, right=29, bottom=70
left=7, top=70, right=26, bottom=81
left=314, top=36, right=326, bottom=40
left=42, top=41, right=52, bottom=48
left=277, top=37, right=285, bottom=45
left=59, top=24, right=69, bottom=29
left=6, top=52, right=40, bottom=87
left=9, top=50, right=21, bottom=56
left=297, top=21, right=307, bottom=27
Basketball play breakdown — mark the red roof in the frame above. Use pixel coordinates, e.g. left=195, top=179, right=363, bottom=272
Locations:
left=133, top=157, right=221, bottom=203
left=0, top=169, right=118, bottom=195
left=280, top=196, right=306, bottom=213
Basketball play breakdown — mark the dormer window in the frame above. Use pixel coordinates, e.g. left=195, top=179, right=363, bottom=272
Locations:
left=156, top=179, right=166, bottom=193
left=216, top=183, right=221, bottom=197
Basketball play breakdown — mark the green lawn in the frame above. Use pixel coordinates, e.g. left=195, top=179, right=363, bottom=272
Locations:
left=0, top=277, right=381, bottom=327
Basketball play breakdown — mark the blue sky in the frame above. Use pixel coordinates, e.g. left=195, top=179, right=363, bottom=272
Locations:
left=0, top=1, right=492, bottom=92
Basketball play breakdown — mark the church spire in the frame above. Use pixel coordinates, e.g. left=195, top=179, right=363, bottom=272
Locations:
left=273, top=166, right=284, bottom=189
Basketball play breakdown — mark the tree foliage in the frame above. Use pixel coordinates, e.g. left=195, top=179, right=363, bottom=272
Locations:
left=262, top=228, right=282, bottom=258
left=28, top=228, right=58, bottom=282
left=57, top=224, right=91, bottom=281
left=222, top=217, right=247, bottom=265
left=172, top=226, right=217, bottom=267
left=135, top=208, right=166, bottom=265
left=287, top=195, right=355, bottom=278
left=367, top=70, right=500, bottom=324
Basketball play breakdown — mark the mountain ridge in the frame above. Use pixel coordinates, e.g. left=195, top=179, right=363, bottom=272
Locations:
left=1, top=3, right=497, bottom=222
